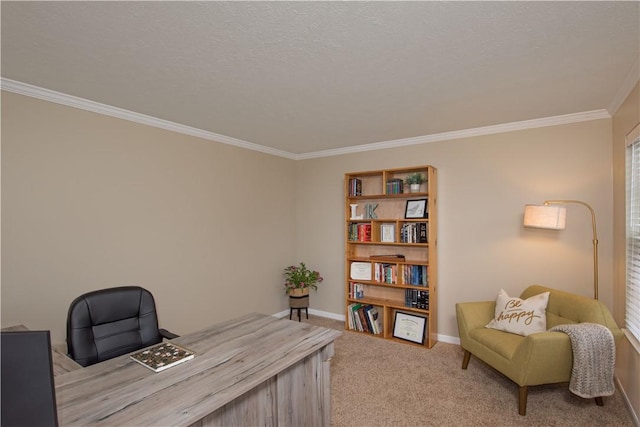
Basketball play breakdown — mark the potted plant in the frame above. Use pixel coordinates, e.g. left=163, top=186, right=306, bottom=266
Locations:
left=405, top=173, right=425, bottom=193
left=283, top=263, right=323, bottom=319
left=283, top=262, right=323, bottom=297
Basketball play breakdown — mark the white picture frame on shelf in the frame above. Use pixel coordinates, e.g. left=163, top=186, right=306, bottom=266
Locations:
left=350, top=262, right=372, bottom=280
left=381, top=223, right=395, bottom=243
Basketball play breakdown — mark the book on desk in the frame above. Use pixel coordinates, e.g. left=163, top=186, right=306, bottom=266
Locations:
left=130, top=342, right=195, bottom=372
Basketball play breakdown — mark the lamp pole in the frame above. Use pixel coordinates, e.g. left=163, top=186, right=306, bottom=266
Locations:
left=543, top=200, right=598, bottom=300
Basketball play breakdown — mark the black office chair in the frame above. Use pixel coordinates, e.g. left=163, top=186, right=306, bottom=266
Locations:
left=66, top=286, right=178, bottom=367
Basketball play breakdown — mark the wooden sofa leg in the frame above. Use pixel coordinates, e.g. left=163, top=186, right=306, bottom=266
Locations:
left=518, top=386, right=528, bottom=416
left=595, top=396, right=604, bottom=406
left=462, top=350, right=471, bottom=369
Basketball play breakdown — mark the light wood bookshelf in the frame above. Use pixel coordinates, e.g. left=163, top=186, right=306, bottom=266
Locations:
left=344, top=165, right=437, bottom=348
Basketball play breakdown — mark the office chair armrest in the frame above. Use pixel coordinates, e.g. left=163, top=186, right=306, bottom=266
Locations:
left=159, top=329, right=179, bottom=340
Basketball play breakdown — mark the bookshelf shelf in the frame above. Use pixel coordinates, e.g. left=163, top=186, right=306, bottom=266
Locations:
left=345, top=165, right=437, bottom=348
left=347, top=296, right=429, bottom=312
left=347, top=192, right=429, bottom=200
left=349, top=280, right=430, bottom=290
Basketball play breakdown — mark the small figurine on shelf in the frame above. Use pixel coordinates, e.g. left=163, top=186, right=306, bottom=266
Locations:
left=350, top=204, right=359, bottom=219
left=364, top=203, right=378, bottom=219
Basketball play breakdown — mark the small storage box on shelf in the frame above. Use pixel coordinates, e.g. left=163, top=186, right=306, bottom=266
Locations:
left=345, top=166, right=437, bottom=348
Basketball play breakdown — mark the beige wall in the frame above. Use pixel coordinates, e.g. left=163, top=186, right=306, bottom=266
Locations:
left=4, top=86, right=635, bottom=418
left=612, top=82, right=640, bottom=423
left=0, top=91, right=622, bottom=351
left=297, top=120, right=615, bottom=339
left=1, top=92, right=297, bottom=344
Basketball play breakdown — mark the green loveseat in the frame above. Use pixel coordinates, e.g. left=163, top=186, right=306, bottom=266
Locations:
left=456, top=285, right=622, bottom=415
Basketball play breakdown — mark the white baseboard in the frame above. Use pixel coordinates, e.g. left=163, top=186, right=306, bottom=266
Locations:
left=616, top=376, right=640, bottom=427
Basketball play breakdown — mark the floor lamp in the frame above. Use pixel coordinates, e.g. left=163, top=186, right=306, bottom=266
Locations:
left=523, top=200, right=599, bottom=300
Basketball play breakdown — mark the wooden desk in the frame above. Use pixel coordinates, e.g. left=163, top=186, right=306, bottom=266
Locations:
left=55, top=313, right=341, bottom=426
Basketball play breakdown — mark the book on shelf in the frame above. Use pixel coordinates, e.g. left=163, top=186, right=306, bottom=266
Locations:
left=130, top=342, right=195, bottom=373
left=348, top=303, right=363, bottom=331
left=357, top=308, right=370, bottom=333
left=365, top=305, right=383, bottom=334
left=374, top=262, right=397, bottom=284
left=369, top=256, right=405, bottom=263
left=419, top=222, right=427, bottom=243
left=404, top=289, right=429, bottom=310
left=402, top=264, right=428, bottom=286
left=369, top=254, right=405, bottom=261
left=350, top=282, right=365, bottom=299
left=349, top=178, right=362, bottom=196
left=348, top=223, right=357, bottom=241
left=400, top=222, right=428, bottom=243
left=346, top=303, right=356, bottom=329
left=386, top=178, right=404, bottom=195
left=347, top=303, right=382, bottom=335
left=358, top=223, right=372, bottom=242
left=349, top=223, right=372, bottom=242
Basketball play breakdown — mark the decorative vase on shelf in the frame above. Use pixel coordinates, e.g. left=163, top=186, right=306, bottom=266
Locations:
left=405, top=173, right=425, bottom=193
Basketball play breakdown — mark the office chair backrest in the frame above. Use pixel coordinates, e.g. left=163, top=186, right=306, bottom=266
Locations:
left=67, top=286, right=163, bottom=367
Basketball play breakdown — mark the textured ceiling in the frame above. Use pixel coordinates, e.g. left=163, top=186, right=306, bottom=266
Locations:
left=2, top=1, right=639, bottom=155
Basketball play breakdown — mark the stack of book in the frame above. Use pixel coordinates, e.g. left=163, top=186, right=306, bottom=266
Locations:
left=373, top=262, right=397, bottom=284
left=405, top=289, right=429, bottom=310
left=348, top=178, right=362, bottom=196
left=349, top=282, right=365, bottom=299
left=347, top=303, right=383, bottom=334
left=400, top=222, right=428, bottom=243
left=386, top=178, right=404, bottom=194
left=402, top=265, right=428, bottom=286
left=348, top=223, right=372, bottom=242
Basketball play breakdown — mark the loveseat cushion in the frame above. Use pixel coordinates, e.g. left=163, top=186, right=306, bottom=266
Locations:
left=470, top=327, right=524, bottom=360
left=521, top=285, right=623, bottom=338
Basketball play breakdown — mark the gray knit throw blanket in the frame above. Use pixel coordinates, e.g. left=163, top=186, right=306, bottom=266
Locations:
left=549, top=323, right=615, bottom=398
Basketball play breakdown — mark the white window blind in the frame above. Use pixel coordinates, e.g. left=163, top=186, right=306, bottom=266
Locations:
left=626, top=124, right=640, bottom=342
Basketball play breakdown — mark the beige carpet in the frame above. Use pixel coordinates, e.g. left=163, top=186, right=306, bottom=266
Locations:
left=297, top=315, right=634, bottom=427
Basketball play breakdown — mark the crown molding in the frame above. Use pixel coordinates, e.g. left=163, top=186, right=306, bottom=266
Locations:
left=296, top=109, right=611, bottom=159
left=2, top=78, right=611, bottom=161
left=0, top=78, right=297, bottom=160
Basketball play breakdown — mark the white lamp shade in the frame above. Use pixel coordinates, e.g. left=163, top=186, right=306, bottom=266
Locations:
left=523, top=205, right=567, bottom=230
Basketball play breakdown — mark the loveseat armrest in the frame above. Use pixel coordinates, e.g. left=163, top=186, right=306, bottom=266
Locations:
left=456, top=301, right=495, bottom=332
left=509, top=331, right=573, bottom=385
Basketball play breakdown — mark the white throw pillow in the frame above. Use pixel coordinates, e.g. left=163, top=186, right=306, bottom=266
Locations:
left=485, top=289, right=550, bottom=336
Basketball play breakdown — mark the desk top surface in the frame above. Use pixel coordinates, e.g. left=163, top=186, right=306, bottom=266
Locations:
left=55, top=313, right=341, bottom=426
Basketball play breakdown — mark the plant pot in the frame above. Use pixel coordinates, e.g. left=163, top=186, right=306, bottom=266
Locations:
left=288, top=288, right=310, bottom=297
left=410, top=183, right=421, bottom=193
left=288, top=288, right=310, bottom=309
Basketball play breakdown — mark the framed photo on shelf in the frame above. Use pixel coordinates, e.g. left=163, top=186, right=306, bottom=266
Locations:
left=381, top=223, right=395, bottom=243
left=404, top=199, right=428, bottom=219
left=350, top=262, right=372, bottom=281
left=393, top=311, right=426, bottom=344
